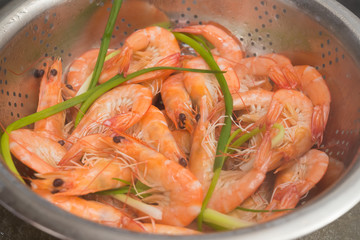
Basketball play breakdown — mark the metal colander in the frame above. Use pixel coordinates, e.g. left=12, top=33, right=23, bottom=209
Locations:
left=0, top=0, right=359, bottom=239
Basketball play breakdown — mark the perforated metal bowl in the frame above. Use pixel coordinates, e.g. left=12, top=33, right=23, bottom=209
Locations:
left=0, top=0, right=359, bottom=239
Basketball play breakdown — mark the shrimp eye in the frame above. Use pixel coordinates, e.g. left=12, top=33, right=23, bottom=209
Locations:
left=66, top=84, right=73, bottom=90
left=53, top=178, right=64, bottom=187
left=195, top=114, right=201, bottom=122
left=179, top=158, right=188, bottom=168
left=34, top=69, right=45, bottom=78
left=179, top=113, right=186, bottom=121
left=57, top=140, right=65, bottom=146
left=113, top=135, right=124, bottom=143
left=51, top=189, right=60, bottom=194
left=50, top=69, right=58, bottom=76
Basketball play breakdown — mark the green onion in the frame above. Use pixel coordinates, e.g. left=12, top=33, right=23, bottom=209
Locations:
left=173, top=32, right=233, bottom=231
left=87, top=0, right=123, bottom=90
left=203, top=208, right=254, bottom=230
left=271, top=123, right=285, bottom=148
left=236, top=207, right=294, bottom=213
left=112, top=194, right=163, bottom=220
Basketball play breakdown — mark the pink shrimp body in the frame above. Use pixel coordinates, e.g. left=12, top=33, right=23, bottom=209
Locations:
left=34, top=58, right=65, bottom=142
left=293, top=65, right=331, bottom=145
left=68, top=84, right=152, bottom=145
left=32, top=159, right=132, bottom=196
left=266, top=89, right=314, bottom=167
left=142, top=223, right=200, bottom=235
left=126, top=105, right=188, bottom=167
left=263, top=149, right=329, bottom=221
left=9, top=129, right=66, bottom=173
left=161, top=73, right=195, bottom=132
left=103, top=134, right=203, bottom=227
left=174, top=24, right=243, bottom=62
left=171, top=130, right=192, bottom=157
left=118, top=26, right=181, bottom=83
left=207, top=132, right=273, bottom=213
left=35, top=189, right=144, bottom=231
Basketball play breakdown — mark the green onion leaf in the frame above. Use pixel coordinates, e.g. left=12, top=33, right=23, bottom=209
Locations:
left=203, top=208, right=254, bottom=230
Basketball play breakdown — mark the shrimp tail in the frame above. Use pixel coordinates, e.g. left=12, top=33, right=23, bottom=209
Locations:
left=118, top=46, right=132, bottom=76
left=311, top=105, right=329, bottom=146
left=269, top=66, right=298, bottom=90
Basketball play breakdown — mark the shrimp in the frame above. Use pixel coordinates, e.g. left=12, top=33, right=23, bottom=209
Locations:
left=64, top=49, right=121, bottom=98
left=142, top=223, right=200, bottom=235
left=174, top=24, right=243, bottom=62
left=32, top=159, right=132, bottom=196
left=266, top=89, right=314, bottom=169
left=293, top=65, right=331, bottom=145
left=161, top=73, right=196, bottom=132
left=101, top=133, right=203, bottom=227
left=118, top=26, right=181, bottom=83
left=34, top=58, right=66, bottom=142
left=34, top=189, right=145, bottom=231
left=126, top=105, right=188, bottom=167
left=262, top=149, right=329, bottom=221
left=183, top=56, right=239, bottom=112
left=68, top=84, right=152, bottom=145
left=9, top=129, right=66, bottom=173
left=207, top=132, right=273, bottom=213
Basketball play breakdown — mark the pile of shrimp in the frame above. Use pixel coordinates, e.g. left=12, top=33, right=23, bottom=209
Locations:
left=9, top=23, right=332, bottom=234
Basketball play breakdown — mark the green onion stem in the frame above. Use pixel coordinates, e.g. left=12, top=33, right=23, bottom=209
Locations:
left=88, top=0, right=123, bottom=90
left=173, top=32, right=233, bottom=231
left=271, top=123, right=285, bottom=148
left=236, top=206, right=295, bottom=213
left=203, top=208, right=254, bottom=230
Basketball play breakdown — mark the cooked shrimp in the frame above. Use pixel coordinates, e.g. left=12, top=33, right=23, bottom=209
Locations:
left=102, top=133, right=203, bottom=227
left=118, top=26, right=181, bottom=83
left=262, top=149, right=329, bottom=221
left=68, top=84, right=152, bottom=145
left=34, top=189, right=145, bottom=231
left=126, top=105, right=188, bottom=167
left=293, top=65, right=331, bottom=145
left=140, top=77, right=163, bottom=97
left=161, top=73, right=195, bottom=132
left=183, top=56, right=239, bottom=111
left=142, top=223, right=200, bottom=235
left=174, top=24, right=243, bottom=62
left=266, top=89, right=314, bottom=169
left=9, top=129, right=66, bottom=173
left=64, top=49, right=121, bottom=97
left=207, top=132, right=273, bottom=213
left=32, top=159, right=132, bottom=196
left=34, top=58, right=65, bottom=142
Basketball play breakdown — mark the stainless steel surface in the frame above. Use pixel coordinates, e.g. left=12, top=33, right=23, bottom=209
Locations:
left=0, top=0, right=359, bottom=239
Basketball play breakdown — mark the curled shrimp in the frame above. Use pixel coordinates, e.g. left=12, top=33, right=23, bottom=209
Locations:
left=32, top=159, right=132, bottom=196
left=68, top=84, right=152, bottom=145
left=118, top=26, right=181, bottom=83
left=293, top=65, right=331, bottom=145
left=174, top=23, right=243, bottom=62
left=102, top=133, right=203, bottom=227
left=262, top=149, right=329, bottom=221
left=126, top=105, right=188, bottom=167
left=171, top=129, right=192, bottom=157
left=161, top=73, right=196, bottom=132
left=266, top=89, right=314, bottom=169
left=9, top=129, right=66, bottom=173
left=34, top=189, right=145, bottom=231
left=34, top=58, right=66, bottom=142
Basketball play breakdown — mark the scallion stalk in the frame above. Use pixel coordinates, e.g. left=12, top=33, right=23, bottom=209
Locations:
left=203, top=208, right=254, bottom=230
